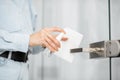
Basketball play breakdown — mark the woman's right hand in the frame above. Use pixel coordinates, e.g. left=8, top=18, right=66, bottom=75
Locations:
left=29, top=27, right=68, bottom=52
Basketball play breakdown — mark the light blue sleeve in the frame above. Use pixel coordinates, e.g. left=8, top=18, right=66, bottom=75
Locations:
left=0, top=29, right=30, bottom=53
left=0, top=0, right=44, bottom=54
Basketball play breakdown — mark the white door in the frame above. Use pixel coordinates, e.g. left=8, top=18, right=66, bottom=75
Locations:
left=41, top=0, right=110, bottom=80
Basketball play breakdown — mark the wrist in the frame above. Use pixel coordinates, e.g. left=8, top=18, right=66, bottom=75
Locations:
left=29, top=33, right=44, bottom=47
left=29, top=34, right=34, bottom=47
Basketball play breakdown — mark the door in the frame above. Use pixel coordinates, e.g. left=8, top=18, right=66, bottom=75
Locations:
left=41, top=0, right=110, bottom=80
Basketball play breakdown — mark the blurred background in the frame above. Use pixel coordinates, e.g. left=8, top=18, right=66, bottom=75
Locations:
left=29, top=0, right=120, bottom=80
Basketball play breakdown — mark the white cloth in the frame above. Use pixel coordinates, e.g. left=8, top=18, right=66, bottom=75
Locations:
left=54, top=27, right=83, bottom=63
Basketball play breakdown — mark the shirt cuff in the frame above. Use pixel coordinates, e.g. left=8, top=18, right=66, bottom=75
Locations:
left=13, top=34, right=30, bottom=53
left=3, top=33, right=30, bottom=53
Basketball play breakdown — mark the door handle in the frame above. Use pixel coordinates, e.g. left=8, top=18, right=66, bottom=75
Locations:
left=70, top=40, right=120, bottom=58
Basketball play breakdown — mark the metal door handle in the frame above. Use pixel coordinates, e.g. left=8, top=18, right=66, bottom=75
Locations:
left=70, top=40, right=120, bottom=58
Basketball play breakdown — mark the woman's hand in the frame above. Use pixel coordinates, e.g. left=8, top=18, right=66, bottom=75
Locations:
left=29, top=27, right=68, bottom=52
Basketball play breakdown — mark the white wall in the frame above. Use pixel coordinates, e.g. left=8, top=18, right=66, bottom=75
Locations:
left=42, top=0, right=110, bottom=80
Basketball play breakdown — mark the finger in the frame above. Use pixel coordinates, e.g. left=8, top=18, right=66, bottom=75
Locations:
left=45, top=37, right=59, bottom=51
left=61, top=37, right=68, bottom=41
left=43, top=41, right=56, bottom=52
left=54, top=34, right=68, bottom=41
left=47, top=33, right=61, bottom=47
left=48, top=27, right=66, bottom=34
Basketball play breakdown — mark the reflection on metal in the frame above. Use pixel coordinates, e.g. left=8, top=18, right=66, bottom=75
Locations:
left=70, top=47, right=104, bottom=53
left=71, top=40, right=120, bottom=58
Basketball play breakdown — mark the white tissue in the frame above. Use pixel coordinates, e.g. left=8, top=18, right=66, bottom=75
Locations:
left=54, top=27, right=83, bottom=63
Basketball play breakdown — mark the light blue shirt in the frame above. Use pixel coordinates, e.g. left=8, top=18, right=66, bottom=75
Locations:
left=0, top=0, right=43, bottom=54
